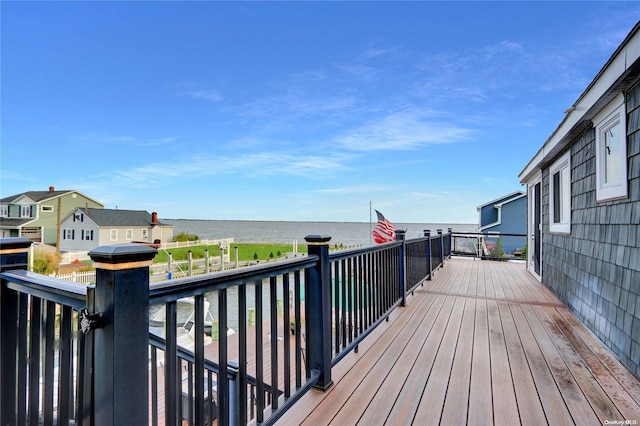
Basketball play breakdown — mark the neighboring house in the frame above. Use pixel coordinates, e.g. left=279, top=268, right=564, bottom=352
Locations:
left=476, top=191, right=527, bottom=255
left=518, top=22, right=640, bottom=376
left=0, top=186, right=104, bottom=244
left=59, top=208, right=173, bottom=252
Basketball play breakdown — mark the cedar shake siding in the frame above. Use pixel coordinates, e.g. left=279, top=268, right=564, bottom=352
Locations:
left=541, top=82, right=640, bottom=377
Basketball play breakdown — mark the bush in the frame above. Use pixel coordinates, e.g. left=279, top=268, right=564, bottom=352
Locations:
left=491, top=237, right=505, bottom=259
left=33, top=250, right=62, bottom=275
left=172, top=232, right=200, bottom=242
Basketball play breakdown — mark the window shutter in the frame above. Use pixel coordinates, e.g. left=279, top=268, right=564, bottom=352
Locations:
left=63, top=230, right=66, bottom=240
left=82, top=230, right=85, bottom=240
left=91, top=230, right=94, bottom=240
left=72, top=230, right=75, bottom=240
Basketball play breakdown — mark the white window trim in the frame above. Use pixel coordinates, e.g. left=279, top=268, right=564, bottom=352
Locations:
left=594, top=93, right=627, bottom=202
left=41, top=205, right=54, bottom=212
left=126, top=229, right=133, bottom=241
left=110, top=229, right=118, bottom=241
left=0, top=205, right=7, bottom=217
left=549, top=151, right=571, bottom=234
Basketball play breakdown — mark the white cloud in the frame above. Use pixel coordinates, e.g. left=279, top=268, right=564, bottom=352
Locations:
left=336, top=110, right=472, bottom=151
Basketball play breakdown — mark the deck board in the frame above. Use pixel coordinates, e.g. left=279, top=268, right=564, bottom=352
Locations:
left=277, top=258, right=640, bottom=425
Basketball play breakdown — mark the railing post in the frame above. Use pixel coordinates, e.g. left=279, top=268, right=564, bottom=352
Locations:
left=89, top=244, right=157, bottom=426
left=437, top=229, right=444, bottom=267
left=424, top=230, right=432, bottom=280
left=0, top=238, right=32, bottom=426
left=304, top=235, right=333, bottom=391
left=447, top=228, right=453, bottom=259
left=395, top=230, right=406, bottom=306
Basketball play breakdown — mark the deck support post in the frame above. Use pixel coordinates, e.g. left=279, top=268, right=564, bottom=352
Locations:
left=304, top=235, right=333, bottom=391
left=89, top=243, right=157, bottom=426
left=395, top=230, right=407, bottom=306
left=0, top=238, right=32, bottom=426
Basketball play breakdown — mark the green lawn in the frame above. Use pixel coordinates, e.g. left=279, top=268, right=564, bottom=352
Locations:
left=154, top=242, right=308, bottom=263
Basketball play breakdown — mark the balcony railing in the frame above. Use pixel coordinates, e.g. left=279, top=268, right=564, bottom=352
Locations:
left=0, top=229, right=451, bottom=426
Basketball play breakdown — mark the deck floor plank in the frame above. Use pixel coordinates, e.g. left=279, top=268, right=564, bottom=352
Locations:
left=486, top=300, right=520, bottom=425
left=440, top=298, right=476, bottom=424
left=252, top=258, right=640, bottom=426
left=522, top=304, right=609, bottom=424
left=412, top=297, right=466, bottom=423
left=544, top=306, right=640, bottom=420
left=498, top=301, right=548, bottom=426
left=467, top=299, right=493, bottom=425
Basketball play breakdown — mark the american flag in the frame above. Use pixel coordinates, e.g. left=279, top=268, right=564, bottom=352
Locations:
left=372, top=210, right=396, bottom=244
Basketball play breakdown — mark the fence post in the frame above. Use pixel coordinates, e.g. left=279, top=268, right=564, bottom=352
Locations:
left=89, top=244, right=157, bottom=426
left=424, top=230, right=432, bottom=280
left=0, top=238, right=32, bottom=426
left=437, top=229, right=444, bottom=267
left=395, top=230, right=406, bottom=306
left=304, top=235, right=333, bottom=390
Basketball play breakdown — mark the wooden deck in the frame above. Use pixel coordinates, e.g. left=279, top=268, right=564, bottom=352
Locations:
left=278, top=257, right=640, bottom=425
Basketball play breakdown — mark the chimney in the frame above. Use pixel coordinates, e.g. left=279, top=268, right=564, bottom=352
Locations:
left=85, top=203, right=89, bottom=214
left=151, top=212, right=158, bottom=225
left=49, top=186, right=55, bottom=192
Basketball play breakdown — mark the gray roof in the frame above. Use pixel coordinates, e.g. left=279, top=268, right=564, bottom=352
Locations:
left=1, top=190, right=74, bottom=203
left=0, top=217, right=35, bottom=228
left=80, top=208, right=170, bottom=227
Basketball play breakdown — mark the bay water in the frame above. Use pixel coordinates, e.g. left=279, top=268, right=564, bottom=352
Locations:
left=162, top=219, right=477, bottom=247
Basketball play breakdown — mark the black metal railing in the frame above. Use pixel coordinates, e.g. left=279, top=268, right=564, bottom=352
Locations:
left=1, top=230, right=452, bottom=426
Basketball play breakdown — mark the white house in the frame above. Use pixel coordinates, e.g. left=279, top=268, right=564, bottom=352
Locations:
left=59, top=208, right=174, bottom=252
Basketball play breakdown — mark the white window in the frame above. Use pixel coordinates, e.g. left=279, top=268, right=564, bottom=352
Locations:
left=64, top=229, right=75, bottom=240
left=549, top=151, right=571, bottom=234
left=141, top=229, right=148, bottom=241
left=0, top=205, right=7, bottom=217
left=20, top=205, right=31, bottom=217
left=126, top=229, right=133, bottom=240
left=110, top=229, right=118, bottom=241
left=594, top=93, right=627, bottom=202
left=41, top=205, right=54, bottom=212
left=82, top=230, right=94, bottom=241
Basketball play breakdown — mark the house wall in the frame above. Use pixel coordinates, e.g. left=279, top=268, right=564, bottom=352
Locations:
left=541, top=82, right=640, bottom=377
left=38, top=194, right=103, bottom=245
left=483, top=197, right=527, bottom=254
left=59, top=217, right=100, bottom=252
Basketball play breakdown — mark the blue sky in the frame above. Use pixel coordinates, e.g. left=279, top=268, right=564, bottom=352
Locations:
left=1, top=2, right=638, bottom=223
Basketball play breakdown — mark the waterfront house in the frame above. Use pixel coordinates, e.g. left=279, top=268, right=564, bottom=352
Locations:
left=476, top=191, right=527, bottom=255
left=0, top=186, right=103, bottom=244
left=59, top=208, right=174, bottom=251
left=518, top=22, right=640, bottom=376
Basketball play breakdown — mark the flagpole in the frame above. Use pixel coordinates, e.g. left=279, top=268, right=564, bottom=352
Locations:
left=369, top=201, right=372, bottom=246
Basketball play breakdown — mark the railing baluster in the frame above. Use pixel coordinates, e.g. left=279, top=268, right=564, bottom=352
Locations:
left=283, top=273, right=291, bottom=398
left=218, top=287, right=229, bottom=425
left=43, top=300, right=56, bottom=425
left=269, top=275, right=279, bottom=410
left=165, top=301, right=178, bottom=426
left=255, top=280, right=264, bottom=423
left=58, top=304, right=73, bottom=425
left=17, top=293, right=28, bottom=426
left=194, top=294, right=205, bottom=426
left=238, top=284, right=248, bottom=425
left=29, top=296, right=42, bottom=425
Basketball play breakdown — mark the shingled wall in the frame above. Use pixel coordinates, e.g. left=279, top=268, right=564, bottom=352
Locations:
left=541, top=81, right=640, bottom=377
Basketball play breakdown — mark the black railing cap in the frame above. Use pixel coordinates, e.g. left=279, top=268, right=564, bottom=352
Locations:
left=304, top=235, right=332, bottom=244
left=0, top=237, right=33, bottom=250
left=89, top=243, right=157, bottom=264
